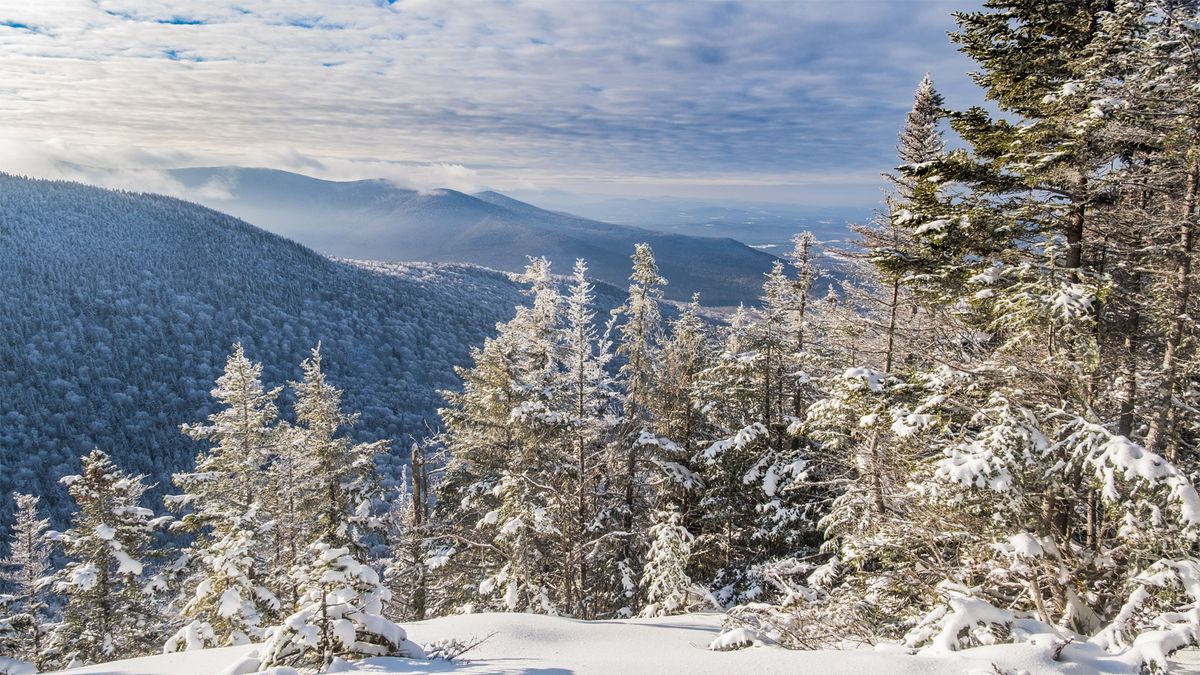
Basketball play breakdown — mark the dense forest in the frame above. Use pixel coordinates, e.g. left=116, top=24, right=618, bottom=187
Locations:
left=6, top=0, right=1200, bottom=672
left=0, top=176, right=623, bottom=532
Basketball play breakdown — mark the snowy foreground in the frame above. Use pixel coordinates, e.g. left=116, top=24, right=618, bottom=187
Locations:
left=31, top=612, right=1200, bottom=675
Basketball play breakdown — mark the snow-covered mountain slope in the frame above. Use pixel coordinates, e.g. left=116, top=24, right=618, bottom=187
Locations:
left=170, top=167, right=782, bottom=307
left=0, top=173, right=622, bottom=528
left=48, top=612, right=1200, bottom=675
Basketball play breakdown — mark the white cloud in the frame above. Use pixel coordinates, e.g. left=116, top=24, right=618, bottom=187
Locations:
left=0, top=0, right=985, bottom=204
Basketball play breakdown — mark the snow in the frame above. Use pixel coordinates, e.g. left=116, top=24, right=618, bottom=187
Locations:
left=68, top=563, right=98, bottom=590
left=842, top=367, right=884, bottom=392
left=52, top=612, right=1200, bottom=675
left=113, top=549, right=144, bottom=576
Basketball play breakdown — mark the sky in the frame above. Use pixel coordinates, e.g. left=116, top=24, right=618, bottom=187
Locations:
left=0, top=0, right=985, bottom=208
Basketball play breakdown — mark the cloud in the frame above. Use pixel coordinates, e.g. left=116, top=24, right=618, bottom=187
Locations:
left=0, top=0, right=984, bottom=205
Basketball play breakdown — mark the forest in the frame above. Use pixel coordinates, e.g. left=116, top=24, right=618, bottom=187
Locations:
left=5, top=0, right=1200, bottom=672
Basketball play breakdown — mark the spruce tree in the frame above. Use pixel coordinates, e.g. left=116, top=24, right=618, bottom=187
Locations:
left=291, top=344, right=389, bottom=553
left=555, top=260, right=620, bottom=618
left=0, top=493, right=51, bottom=667
left=611, top=243, right=666, bottom=616
left=259, top=542, right=423, bottom=670
left=166, top=343, right=282, bottom=649
left=435, top=258, right=568, bottom=614
left=639, top=508, right=695, bottom=618
left=891, top=73, right=945, bottom=201
left=46, top=450, right=164, bottom=668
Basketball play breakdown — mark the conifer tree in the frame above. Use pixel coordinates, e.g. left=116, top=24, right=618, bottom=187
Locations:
left=890, top=73, right=945, bottom=201
left=639, top=508, right=695, bottom=618
left=435, top=258, right=568, bottom=614
left=260, top=542, right=423, bottom=670
left=290, top=344, right=389, bottom=553
left=555, top=260, right=620, bottom=617
left=648, top=296, right=712, bottom=534
left=166, top=344, right=281, bottom=649
left=611, top=243, right=667, bottom=615
left=46, top=450, right=164, bottom=668
left=0, top=493, right=51, bottom=667
left=260, top=419, right=316, bottom=613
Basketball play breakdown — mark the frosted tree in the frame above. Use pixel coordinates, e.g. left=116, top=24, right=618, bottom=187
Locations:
left=483, top=258, right=567, bottom=614
left=434, top=258, right=571, bottom=614
left=889, top=73, right=945, bottom=201
left=639, top=509, right=695, bottom=618
left=260, top=420, right=316, bottom=613
left=853, top=75, right=948, bottom=373
left=647, top=296, right=711, bottom=539
left=166, top=344, right=281, bottom=649
left=291, top=344, right=389, bottom=553
left=0, top=493, right=51, bottom=667
left=554, top=260, right=620, bottom=617
left=384, top=448, right=432, bottom=622
left=163, top=525, right=273, bottom=651
left=46, top=450, right=165, bottom=668
left=690, top=242, right=830, bottom=603
left=259, top=542, right=423, bottom=671
left=610, top=243, right=667, bottom=615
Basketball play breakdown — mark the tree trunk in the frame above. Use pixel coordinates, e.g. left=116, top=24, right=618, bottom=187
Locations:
left=1145, top=148, right=1199, bottom=459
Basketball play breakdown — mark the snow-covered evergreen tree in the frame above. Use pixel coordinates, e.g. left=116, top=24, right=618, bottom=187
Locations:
left=384, top=445, right=433, bottom=622
left=165, top=344, right=281, bottom=649
left=435, top=258, right=569, bottom=614
left=259, top=542, right=423, bottom=670
left=260, top=419, right=316, bottom=614
left=639, top=509, right=695, bottom=618
left=555, top=260, right=621, bottom=618
left=45, top=450, right=165, bottom=668
left=610, top=243, right=667, bottom=615
left=890, top=73, right=945, bottom=201
left=163, top=524, right=273, bottom=652
left=291, top=344, right=389, bottom=553
left=646, top=296, right=711, bottom=553
left=0, top=493, right=51, bottom=667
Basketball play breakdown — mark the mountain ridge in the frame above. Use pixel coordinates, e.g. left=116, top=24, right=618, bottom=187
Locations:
left=170, top=166, right=782, bottom=306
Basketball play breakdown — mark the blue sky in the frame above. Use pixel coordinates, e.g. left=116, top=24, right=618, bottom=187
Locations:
left=0, top=0, right=984, bottom=207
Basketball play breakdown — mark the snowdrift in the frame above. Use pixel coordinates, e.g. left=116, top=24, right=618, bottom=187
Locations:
left=47, top=612, right=1200, bottom=675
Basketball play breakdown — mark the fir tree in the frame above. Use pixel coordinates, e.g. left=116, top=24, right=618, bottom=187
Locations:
left=166, top=344, right=282, bottom=648
left=259, top=542, right=423, bottom=670
left=611, top=243, right=667, bottom=615
left=291, top=344, right=389, bottom=554
left=639, top=508, right=695, bottom=618
left=555, top=260, right=620, bottom=618
left=891, top=73, right=945, bottom=201
left=46, top=450, right=165, bottom=668
left=435, top=258, right=568, bottom=614
left=0, top=493, right=51, bottom=667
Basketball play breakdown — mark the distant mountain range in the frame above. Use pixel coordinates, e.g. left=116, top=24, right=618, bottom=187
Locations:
left=0, top=173, right=621, bottom=528
left=170, top=167, right=783, bottom=306
left=505, top=192, right=864, bottom=252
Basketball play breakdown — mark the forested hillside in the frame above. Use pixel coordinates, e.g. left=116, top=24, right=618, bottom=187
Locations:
left=0, top=174, right=623, bottom=528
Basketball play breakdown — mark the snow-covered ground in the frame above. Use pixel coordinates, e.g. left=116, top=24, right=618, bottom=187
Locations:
left=45, top=612, right=1200, bottom=675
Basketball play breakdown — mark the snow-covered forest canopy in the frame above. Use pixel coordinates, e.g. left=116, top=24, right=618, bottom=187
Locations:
left=7, top=0, right=1200, bottom=673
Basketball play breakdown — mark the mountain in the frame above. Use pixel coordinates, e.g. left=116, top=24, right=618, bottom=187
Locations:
left=170, top=167, right=782, bottom=306
left=0, top=173, right=622, bottom=527
left=499, top=192, right=865, bottom=252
